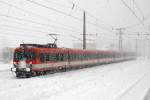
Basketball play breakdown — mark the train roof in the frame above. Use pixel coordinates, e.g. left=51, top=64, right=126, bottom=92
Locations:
left=14, top=43, right=135, bottom=54
left=20, top=43, right=57, bottom=48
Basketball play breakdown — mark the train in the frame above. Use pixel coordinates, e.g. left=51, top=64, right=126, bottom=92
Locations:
left=11, top=43, right=136, bottom=78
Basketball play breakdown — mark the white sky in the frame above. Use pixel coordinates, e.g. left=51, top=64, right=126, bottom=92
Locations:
left=0, top=0, right=150, bottom=50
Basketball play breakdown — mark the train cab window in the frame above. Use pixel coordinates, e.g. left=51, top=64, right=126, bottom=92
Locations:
left=14, top=52, right=24, bottom=60
left=14, top=51, right=35, bottom=60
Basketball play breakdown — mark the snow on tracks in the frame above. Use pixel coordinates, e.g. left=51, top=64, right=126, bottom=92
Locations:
left=0, top=58, right=150, bottom=100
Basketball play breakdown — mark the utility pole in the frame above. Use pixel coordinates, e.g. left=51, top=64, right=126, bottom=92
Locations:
left=116, top=28, right=126, bottom=51
left=135, top=32, right=140, bottom=54
left=135, top=38, right=138, bottom=53
left=83, top=11, right=86, bottom=49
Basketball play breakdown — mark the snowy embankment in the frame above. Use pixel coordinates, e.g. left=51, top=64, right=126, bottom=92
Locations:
left=0, top=57, right=150, bottom=100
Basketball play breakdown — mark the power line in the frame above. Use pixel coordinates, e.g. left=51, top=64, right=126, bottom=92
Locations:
left=0, top=26, right=83, bottom=43
left=0, top=24, right=83, bottom=41
left=43, top=0, right=72, bottom=9
left=0, top=24, right=51, bottom=34
left=70, top=34, right=82, bottom=41
left=0, top=27, right=46, bottom=37
left=121, top=0, right=149, bottom=32
left=124, top=15, right=150, bottom=29
left=1, top=17, right=54, bottom=32
left=132, top=0, right=144, bottom=18
left=123, top=23, right=141, bottom=29
left=25, top=0, right=114, bottom=32
left=125, top=32, right=150, bottom=36
left=66, top=0, right=114, bottom=29
left=1, top=16, right=88, bottom=35
left=26, top=0, right=83, bottom=21
left=0, top=30, right=46, bottom=40
left=0, top=14, right=82, bottom=34
left=0, top=0, right=82, bottom=33
left=0, top=15, right=85, bottom=38
left=66, top=0, right=100, bottom=20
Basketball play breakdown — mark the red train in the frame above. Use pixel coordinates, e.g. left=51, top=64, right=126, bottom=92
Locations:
left=11, top=43, right=136, bottom=78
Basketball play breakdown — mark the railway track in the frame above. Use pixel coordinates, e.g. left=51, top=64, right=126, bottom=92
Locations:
left=115, top=71, right=150, bottom=100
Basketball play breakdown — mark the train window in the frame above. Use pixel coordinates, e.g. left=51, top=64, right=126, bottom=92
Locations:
left=64, top=54, right=68, bottom=61
left=49, top=54, right=57, bottom=61
left=14, top=52, right=36, bottom=60
left=70, top=54, right=75, bottom=60
left=40, top=54, right=44, bottom=62
left=78, top=54, right=81, bottom=60
left=25, top=52, right=36, bottom=60
left=42, top=54, right=47, bottom=62
left=45, top=54, right=49, bottom=61
left=99, top=54, right=103, bottom=58
left=60, top=54, right=66, bottom=61
left=69, top=54, right=71, bottom=60
left=57, top=54, right=61, bottom=61
left=59, top=54, right=64, bottom=61
left=14, top=52, right=24, bottom=60
left=40, top=53, right=57, bottom=62
left=71, top=54, right=74, bottom=60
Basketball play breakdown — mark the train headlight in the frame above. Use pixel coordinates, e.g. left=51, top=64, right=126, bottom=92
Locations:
left=26, top=68, right=30, bottom=72
left=11, top=68, right=16, bottom=72
left=19, top=61, right=26, bottom=68
left=13, top=62, right=16, bottom=65
left=29, top=61, right=32, bottom=64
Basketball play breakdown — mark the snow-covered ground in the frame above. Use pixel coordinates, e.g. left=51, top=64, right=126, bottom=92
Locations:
left=0, top=57, right=150, bottom=100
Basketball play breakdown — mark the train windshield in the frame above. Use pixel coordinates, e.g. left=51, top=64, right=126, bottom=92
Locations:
left=14, top=51, right=36, bottom=60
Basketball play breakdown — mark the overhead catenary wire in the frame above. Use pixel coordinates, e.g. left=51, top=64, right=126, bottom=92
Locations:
left=25, top=0, right=114, bottom=32
left=1, top=0, right=148, bottom=33
left=0, top=23, right=84, bottom=40
left=26, top=0, right=83, bottom=21
left=1, top=17, right=56, bottom=32
left=0, top=30, right=47, bottom=40
left=0, top=0, right=82, bottom=33
left=0, top=24, right=52, bottom=35
left=2, top=15, right=101, bottom=40
left=1, top=0, right=149, bottom=43
left=0, top=27, right=74, bottom=43
left=0, top=15, right=88, bottom=42
left=43, top=0, right=72, bottom=9
left=120, top=0, right=149, bottom=32
left=1, top=18, right=83, bottom=34
left=132, top=0, right=144, bottom=18
left=66, top=0, right=115, bottom=30
left=66, top=0, right=149, bottom=31
left=0, top=19, right=85, bottom=43
left=0, top=0, right=114, bottom=33
left=123, top=14, right=150, bottom=29
left=0, top=14, right=83, bottom=34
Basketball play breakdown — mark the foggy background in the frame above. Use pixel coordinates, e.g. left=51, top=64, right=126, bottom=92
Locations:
left=0, top=0, right=150, bottom=63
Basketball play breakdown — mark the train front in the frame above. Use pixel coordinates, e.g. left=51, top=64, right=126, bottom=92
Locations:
left=11, top=46, right=36, bottom=78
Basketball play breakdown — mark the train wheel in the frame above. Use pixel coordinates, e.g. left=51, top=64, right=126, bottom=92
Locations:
left=32, top=71, right=37, bottom=77
left=62, top=67, right=67, bottom=72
